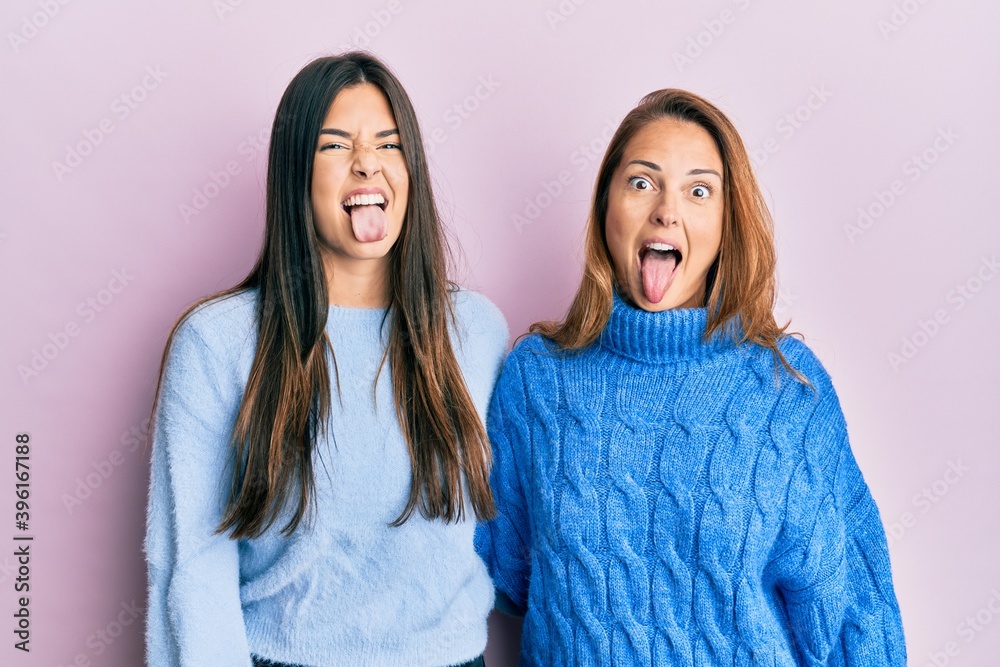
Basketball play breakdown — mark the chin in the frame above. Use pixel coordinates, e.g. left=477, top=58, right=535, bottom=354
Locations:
left=354, top=242, right=394, bottom=259
left=625, top=281, right=702, bottom=312
left=637, top=296, right=678, bottom=312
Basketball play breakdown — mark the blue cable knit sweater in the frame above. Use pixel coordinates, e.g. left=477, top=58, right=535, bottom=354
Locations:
left=475, top=293, right=906, bottom=666
left=144, top=288, right=508, bottom=667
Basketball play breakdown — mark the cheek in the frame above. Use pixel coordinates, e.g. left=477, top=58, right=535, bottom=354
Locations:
left=604, top=216, right=626, bottom=264
left=604, top=202, right=632, bottom=262
left=604, top=220, right=635, bottom=288
left=688, top=210, right=724, bottom=269
left=395, top=178, right=409, bottom=213
left=386, top=162, right=409, bottom=201
left=311, top=163, right=336, bottom=206
left=310, top=169, right=345, bottom=233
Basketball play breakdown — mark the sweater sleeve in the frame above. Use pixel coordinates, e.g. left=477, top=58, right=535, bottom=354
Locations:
left=143, top=317, right=253, bottom=667
left=474, top=349, right=533, bottom=615
left=771, top=365, right=906, bottom=665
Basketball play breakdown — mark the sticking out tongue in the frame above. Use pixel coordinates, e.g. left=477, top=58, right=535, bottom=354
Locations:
left=641, top=250, right=678, bottom=304
left=350, top=205, right=388, bottom=243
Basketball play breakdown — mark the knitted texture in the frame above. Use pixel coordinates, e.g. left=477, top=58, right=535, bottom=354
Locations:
left=475, top=293, right=906, bottom=666
left=145, top=288, right=508, bottom=667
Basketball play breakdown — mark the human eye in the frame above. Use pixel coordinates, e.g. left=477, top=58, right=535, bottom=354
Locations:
left=378, top=142, right=402, bottom=150
left=690, top=183, right=714, bottom=199
left=627, top=175, right=653, bottom=191
left=319, top=141, right=347, bottom=151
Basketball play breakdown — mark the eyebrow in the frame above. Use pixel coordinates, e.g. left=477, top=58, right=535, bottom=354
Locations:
left=319, top=128, right=399, bottom=138
left=626, top=159, right=661, bottom=171
left=625, top=160, right=722, bottom=180
left=688, top=167, right=722, bottom=179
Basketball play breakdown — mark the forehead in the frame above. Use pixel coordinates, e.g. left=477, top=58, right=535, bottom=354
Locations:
left=622, top=118, right=722, bottom=169
left=322, top=83, right=396, bottom=125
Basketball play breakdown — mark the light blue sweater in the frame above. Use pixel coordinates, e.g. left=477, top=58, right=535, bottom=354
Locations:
left=144, top=288, right=508, bottom=667
left=475, top=292, right=906, bottom=666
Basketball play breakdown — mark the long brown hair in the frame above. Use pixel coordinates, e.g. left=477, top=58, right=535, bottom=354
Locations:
left=149, top=53, right=495, bottom=539
left=533, top=89, right=800, bottom=376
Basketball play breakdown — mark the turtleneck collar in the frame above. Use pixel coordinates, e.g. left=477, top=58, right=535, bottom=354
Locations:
left=599, top=290, right=738, bottom=364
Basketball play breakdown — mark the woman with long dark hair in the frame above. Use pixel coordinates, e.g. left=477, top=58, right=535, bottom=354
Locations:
left=476, top=90, right=906, bottom=665
left=144, top=53, right=506, bottom=667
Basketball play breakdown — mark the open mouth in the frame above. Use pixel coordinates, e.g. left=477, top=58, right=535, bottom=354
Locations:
left=639, top=241, right=682, bottom=265
left=341, top=192, right=389, bottom=243
left=638, top=241, right=682, bottom=304
left=341, top=192, right=388, bottom=214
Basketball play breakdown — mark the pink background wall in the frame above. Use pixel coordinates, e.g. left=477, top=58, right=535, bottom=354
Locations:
left=2, top=1, right=998, bottom=664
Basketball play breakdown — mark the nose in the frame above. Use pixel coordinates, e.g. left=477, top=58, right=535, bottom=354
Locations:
left=651, top=191, right=680, bottom=226
left=352, top=143, right=380, bottom=178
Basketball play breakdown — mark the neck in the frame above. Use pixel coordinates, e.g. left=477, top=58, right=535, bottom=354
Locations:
left=322, top=254, right=390, bottom=308
left=600, top=289, right=737, bottom=364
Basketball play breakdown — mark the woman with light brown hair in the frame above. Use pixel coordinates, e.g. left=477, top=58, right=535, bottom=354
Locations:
left=476, top=89, right=906, bottom=665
